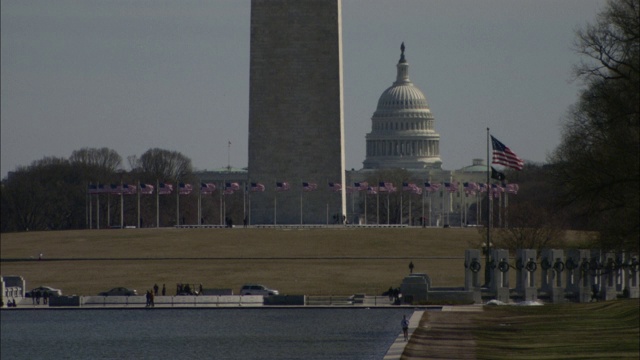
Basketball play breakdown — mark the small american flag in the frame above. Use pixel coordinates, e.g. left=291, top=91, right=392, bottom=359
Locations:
left=367, top=186, right=378, bottom=195
left=276, top=182, right=290, bottom=191
left=328, top=182, right=342, bottom=192
left=179, top=183, right=193, bottom=195
left=139, top=183, right=154, bottom=195
left=158, top=183, right=173, bottom=195
left=250, top=183, right=265, bottom=192
left=225, top=182, right=240, bottom=191
left=303, top=182, right=318, bottom=191
left=354, top=182, right=369, bottom=191
left=200, top=183, right=216, bottom=195
left=505, top=183, right=519, bottom=194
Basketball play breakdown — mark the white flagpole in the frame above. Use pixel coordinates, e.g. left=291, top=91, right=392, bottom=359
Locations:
left=120, top=181, right=124, bottom=228
left=137, top=181, right=141, bottom=228
left=96, top=189, right=100, bottom=230
left=156, top=179, right=159, bottom=228
left=88, top=186, right=92, bottom=229
left=176, top=182, right=180, bottom=226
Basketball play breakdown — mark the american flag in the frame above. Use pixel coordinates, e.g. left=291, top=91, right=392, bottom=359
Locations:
left=328, top=182, right=342, bottom=192
left=505, top=183, right=519, bottom=194
left=491, top=135, right=524, bottom=171
left=444, top=182, right=459, bottom=193
left=158, top=183, right=173, bottom=195
left=225, top=182, right=240, bottom=191
left=378, top=182, right=394, bottom=192
left=276, top=182, right=290, bottom=191
left=491, top=184, right=504, bottom=197
left=478, top=183, right=487, bottom=193
left=303, top=182, right=318, bottom=191
left=367, top=186, right=378, bottom=195
left=463, top=182, right=479, bottom=196
left=250, top=182, right=265, bottom=192
left=223, top=188, right=235, bottom=195
left=354, top=182, right=369, bottom=191
left=200, top=183, right=216, bottom=195
left=424, top=182, right=441, bottom=193
left=139, top=183, right=154, bottom=195
left=179, top=183, right=193, bottom=195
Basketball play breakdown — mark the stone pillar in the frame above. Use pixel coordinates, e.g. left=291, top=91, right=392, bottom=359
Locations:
left=565, top=249, right=591, bottom=302
left=464, top=249, right=482, bottom=303
left=600, top=252, right=619, bottom=301
left=515, top=249, right=537, bottom=302
left=540, top=249, right=565, bottom=303
left=490, top=249, right=510, bottom=303
left=589, top=249, right=604, bottom=301
left=624, top=254, right=639, bottom=298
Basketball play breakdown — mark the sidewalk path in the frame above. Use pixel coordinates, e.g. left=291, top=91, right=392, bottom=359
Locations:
left=399, top=305, right=482, bottom=359
left=383, top=310, right=424, bottom=360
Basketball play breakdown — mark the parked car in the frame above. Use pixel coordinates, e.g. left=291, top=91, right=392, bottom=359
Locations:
left=239, top=284, right=279, bottom=296
left=98, top=287, right=138, bottom=296
left=26, top=286, right=62, bottom=298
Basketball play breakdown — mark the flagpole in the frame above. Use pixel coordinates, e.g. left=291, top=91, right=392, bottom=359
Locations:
left=176, top=181, right=180, bottom=226
left=88, top=184, right=92, bottom=229
left=120, top=181, right=124, bottom=229
left=156, top=179, right=160, bottom=228
left=96, top=188, right=100, bottom=229
left=485, top=127, right=492, bottom=287
left=137, top=181, right=141, bottom=228
left=198, top=183, right=202, bottom=225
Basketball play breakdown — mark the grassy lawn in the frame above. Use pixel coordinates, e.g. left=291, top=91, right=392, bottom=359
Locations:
left=474, top=300, right=640, bottom=359
left=1, top=227, right=482, bottom=296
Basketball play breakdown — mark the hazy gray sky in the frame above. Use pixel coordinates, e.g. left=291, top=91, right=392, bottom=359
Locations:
left=1, top=0, right=606, bottom=178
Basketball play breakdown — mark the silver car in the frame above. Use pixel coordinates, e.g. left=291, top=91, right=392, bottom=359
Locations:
left=239, top=284, right=279, bottom=296
left=98, top=287, right=138, bottom=296
left=26, top=286, right=62, bottom=298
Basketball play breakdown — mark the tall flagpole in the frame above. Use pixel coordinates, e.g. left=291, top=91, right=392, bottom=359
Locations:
left=156, top=179, right=159, bottom=228
left=485, top=127, right=492, bottom=287
left=137, top=181, right=141, bottom=228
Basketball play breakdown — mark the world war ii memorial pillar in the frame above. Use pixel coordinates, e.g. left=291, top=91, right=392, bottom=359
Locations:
left=540, top=249, right=565, bottom=303
left=515, top=249, right=538, bottom=302
left=564, top=249, right=590, bottom=302
left=248, top=0, right=346, bottom=224
left=464, top=249, right=482, bottom=303
left=490, top=249, right=510, bottom=303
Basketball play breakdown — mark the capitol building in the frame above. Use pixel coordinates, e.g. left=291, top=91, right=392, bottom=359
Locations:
left=363, top=43, right=442, bottom=170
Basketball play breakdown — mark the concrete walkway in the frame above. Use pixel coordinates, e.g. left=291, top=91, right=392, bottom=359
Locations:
left=382, top=305, right=483, bottom=359
left=383, top=310, right=424, bottom=360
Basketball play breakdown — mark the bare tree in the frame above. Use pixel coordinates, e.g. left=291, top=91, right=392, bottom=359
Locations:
left=551, top=0, right=639, bottom=252
left=69, top=147, right=122, bottom=172
left=138, top=148, right=193, bottom=182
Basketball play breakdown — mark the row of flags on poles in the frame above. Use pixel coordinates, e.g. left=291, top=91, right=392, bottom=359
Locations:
left=88, top=181, right=518, bottom=197
left=87, top=136, right=523, bottom=197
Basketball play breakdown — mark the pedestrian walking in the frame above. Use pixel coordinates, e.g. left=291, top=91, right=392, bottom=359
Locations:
left=153, top=283, right=159, bottom=295
left=409, top=261, right=414, bottom=274
left=401, top=315, right=410, bottom=341
left=162, top=284, right=166, bottom=296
